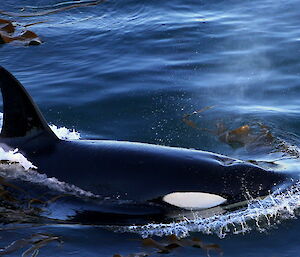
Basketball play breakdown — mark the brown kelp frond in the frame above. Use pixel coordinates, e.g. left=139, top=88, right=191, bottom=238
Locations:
left=0, top=176, right=26, bottom=193
left=28, top=194, right=70, bottom=208
left=183, top=106, right=215, bottom=131
left=23, top=21, right=48, bottom=27
left=21, top=234, right=63, bottom=257
left=0, top=176, right=73, bottom=225
left=0, top=233, right=62, bottom=256
left=0, top=19, right=14, bottom=33
left=183, top=107, right=279, bottom=150
left=113, top=253, right=149, bottom=257
left=183, top=106, right=300, bottom=164
left=141, top=235, right=223, bottom=256
left=0, top=0, right=106, bottom=18
left=0, top=18, right=42, bottom=45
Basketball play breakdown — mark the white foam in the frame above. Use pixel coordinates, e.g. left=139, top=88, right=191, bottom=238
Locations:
left=117, top=182, right=300, bottom=238
left=0, top=112, right=80, bottom=170
left=0, top=113, right=95, bottom=197
left=50, top=124, right=81, bottom=140
left=0, top=165, right=98, bottom=198
left=0, top=148, right=37, bottom=170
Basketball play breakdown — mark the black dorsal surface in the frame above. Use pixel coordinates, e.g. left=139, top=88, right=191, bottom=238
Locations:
left=0, top=66, right=57, bottom=139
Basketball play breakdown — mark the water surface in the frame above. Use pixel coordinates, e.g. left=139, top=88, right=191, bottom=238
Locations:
left=1, top=0, right=300, bottom=256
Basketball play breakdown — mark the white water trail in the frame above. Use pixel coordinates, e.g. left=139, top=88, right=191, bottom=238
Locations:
left=0, top=113, right=80, bottom=170
left=118, top=182, right=300, bottom=238
left=0, top=166, right=98, bottom=198
left=0, top=113, right=97, bottom=198
left=49, top=124, right=81, bottom=140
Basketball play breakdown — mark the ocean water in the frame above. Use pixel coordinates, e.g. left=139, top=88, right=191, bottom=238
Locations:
left=1, top=0, right=300, bottom=256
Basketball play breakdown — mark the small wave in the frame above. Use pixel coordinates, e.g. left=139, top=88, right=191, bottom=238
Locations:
left=0, top=165, right=98, bottom=198
left=0, top=112, right=80, bottom=170
left=50, top=124, right=81, bottom=140
left=0, top=148, right=37, bottom=170
left=23, top=0, right=100, bottom=10
left=117, top=182, right=300, bottom=238
left=0, top=113, right=94, bottom=198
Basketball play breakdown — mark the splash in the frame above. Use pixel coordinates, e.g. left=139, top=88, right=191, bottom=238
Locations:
left=0, top=112, right=80, bottom=169
left=0, top=166, right=97, bottom=198
left=117, top=182, right=300, bottom=238
left=0, top=148, right=37, bottom=170
left=50, top=124, right=81, bottom=140
left=0, top=113, right=95, bottom=198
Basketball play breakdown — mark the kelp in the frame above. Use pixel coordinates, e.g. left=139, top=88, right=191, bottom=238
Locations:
left=142, top=235, right=223, bottom=256
left=0, top=176, right=72, bottom=224
left=0, top=0, right=106, bottom=18
left=182, top=106, right=215, bottom=131
left=183, top=106, right=300, bottom=164
left=113, top=253, right=149, bottom=257
left=0, top=233, right=63, bottom=256
left=115, top=235, right=223, bottom=257
left=0, top=18, right=42, bottom=45
left=183, top=107, right=278, bottom=149
left=217, top=122, right=274, bottom=148
left=0, top=0, right=106, bottom=46
left=0, top=19, right=14, bottom=33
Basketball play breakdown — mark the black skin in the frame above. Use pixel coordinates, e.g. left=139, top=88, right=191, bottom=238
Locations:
left=3, top=134, right=286, bottom=203
left=0, top=66, right=290, bottom=225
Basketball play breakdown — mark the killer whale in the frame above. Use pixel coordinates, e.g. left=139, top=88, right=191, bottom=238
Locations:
left=0, top=66, right=290, bottom=225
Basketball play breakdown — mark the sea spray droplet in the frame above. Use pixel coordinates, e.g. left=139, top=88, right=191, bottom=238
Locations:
left=50, top=124, right=81, bottom=140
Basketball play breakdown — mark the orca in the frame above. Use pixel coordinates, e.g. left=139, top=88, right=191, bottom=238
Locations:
left=0, top=66, right=290, bottom=225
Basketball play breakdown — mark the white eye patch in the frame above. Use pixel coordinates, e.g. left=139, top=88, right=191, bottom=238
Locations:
left=163, top=192, right=227, bottom=210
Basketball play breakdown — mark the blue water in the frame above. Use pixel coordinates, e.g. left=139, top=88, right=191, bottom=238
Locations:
left=1, top=0, right=300, bottom=256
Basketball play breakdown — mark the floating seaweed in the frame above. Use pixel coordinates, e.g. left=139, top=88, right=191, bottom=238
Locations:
left=0, top=0, right=106, bottom=46
left=182, top=106, right=215, bottom=131
left=28, top=194, right=70, bottom=209
left=0, top=0, right=106, bottom=18
left=142, top=235, right=223, bottom=256
left=113, top=253, right=149, bottom=257
left=115, top=235, right=223, bottom=257
left=182, top=106, right=300, bottom=170
left=0, top=175, right=74, bottom=225
left=0, top=233, right=63, bottom=256
left=0, top=18, right=42, bottom=46
left=183, top=107, right=274, bottom=148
